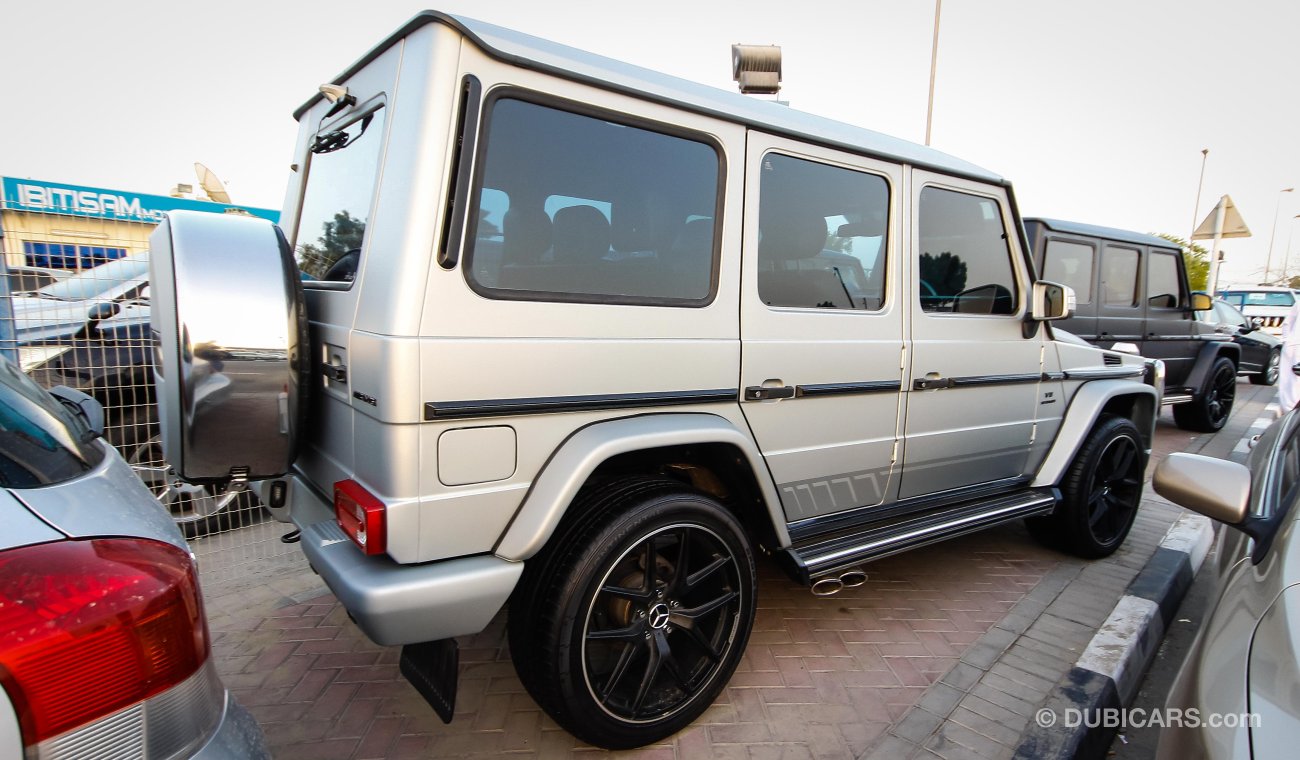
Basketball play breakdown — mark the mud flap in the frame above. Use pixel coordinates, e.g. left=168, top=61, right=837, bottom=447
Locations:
left=399, top=639, right=459, bottom=723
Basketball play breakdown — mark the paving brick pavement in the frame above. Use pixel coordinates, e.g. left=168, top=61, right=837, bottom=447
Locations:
left=200, top=525, right=1059, bottom=759
left=193, top=382, right=1274, bottom=760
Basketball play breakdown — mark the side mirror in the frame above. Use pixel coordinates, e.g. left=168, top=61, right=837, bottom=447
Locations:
left=47, top=385, right=105, bottom=438
left=1189, top=292, right=1214, bottom=311
left=1153, top=453, right=1250, bottom=525
left=1031, top=280, right=1074, bottom=321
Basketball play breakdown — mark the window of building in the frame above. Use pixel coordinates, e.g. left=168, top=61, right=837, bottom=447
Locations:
left=1147, top=251, right=1183, bottom=309
left=294, top=106, right=387, bottom=283
left=756, top=153, right=889, bottom=311
left=917, top=187, right=1017, bottom=314
left=465, top=97, right=720, bottom=305
left=23, top=242, right=127, bottom=270
left=1101, top=246, right=1140, bottom=307
left=1042, top=239, right=1095, bottom=304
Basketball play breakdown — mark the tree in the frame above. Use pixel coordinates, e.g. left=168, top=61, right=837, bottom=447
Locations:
left=1155, top=234, right=1210, bottom=292
left=297, top=210, right=367, bottom=278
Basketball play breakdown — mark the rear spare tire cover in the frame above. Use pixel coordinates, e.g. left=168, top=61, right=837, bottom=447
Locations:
left=149, top=210, right=308, bottom=483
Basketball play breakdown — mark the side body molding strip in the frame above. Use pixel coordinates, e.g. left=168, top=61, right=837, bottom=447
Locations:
left=493, top=413, right=789, bottom=561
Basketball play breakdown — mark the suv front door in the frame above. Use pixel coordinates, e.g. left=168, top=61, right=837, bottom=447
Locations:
left=900, top=171, right=1043, bottom=499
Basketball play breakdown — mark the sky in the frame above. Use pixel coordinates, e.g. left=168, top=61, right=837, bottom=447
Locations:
left=3, top=0, right=1298, bottom=287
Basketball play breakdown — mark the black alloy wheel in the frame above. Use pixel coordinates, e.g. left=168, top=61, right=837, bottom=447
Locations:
left=581, top=524, right=742, bottom=725
left=1027, top=415, right=1145, bottom=558
left=1173, top=356, right=1238, bottom=432
left=1078, top=432, right=1143, bottom=549
left=508, top=478, right=755, bottom=749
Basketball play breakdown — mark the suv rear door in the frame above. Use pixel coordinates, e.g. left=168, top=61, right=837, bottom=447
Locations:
left=900, top=171, right=1043, bottom=499
left=739, top=135, right=905, bottom=522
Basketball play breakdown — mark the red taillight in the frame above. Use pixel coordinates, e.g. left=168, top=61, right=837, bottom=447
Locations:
left=335, top=479, right=387, bottom=555
left=0, top=538, right=208, bottom=746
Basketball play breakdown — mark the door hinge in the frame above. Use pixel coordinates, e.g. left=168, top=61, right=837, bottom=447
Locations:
left=322, top=364, right=348, bottom=384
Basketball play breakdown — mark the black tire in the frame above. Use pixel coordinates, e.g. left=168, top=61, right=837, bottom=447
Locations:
left=1172, top=356, right=1237, bottom=432
left=1250, top=347, right=1281, bottom=386
left=1029, top=415, right=1144, bottom=558
left=508, top=478, right=756, bottom=749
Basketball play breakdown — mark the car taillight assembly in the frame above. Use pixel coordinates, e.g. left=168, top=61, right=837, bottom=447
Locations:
left=335, top=479, right=387, bottom=555
left=0, top=538, right=209, bottom=747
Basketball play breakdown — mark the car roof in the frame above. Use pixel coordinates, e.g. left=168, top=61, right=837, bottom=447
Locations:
left=1023, top=218, right=1179, bottom=250
left=294, top=11, right=1003, bottom=186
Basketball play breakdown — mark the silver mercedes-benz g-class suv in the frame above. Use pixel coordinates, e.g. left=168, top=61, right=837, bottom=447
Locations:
left=147, top=11, right=1161, bottom=749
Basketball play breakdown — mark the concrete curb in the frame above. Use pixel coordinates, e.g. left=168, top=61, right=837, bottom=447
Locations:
left=1012, top=512, right=1214, bottom=759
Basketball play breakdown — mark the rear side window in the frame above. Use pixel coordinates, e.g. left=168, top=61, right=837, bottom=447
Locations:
left=1102, top=245, right=1139, bottom=307
left=1043, top=239, right=1095, bottom=304
left=466, top=96, right=721, bottom=305
left=757, top=153, right=889, bottom=310
left=294, top=106, right=387, bottom=283
left=917, top=187, right=1017, bottom=315
left=0, top=359, right=104, bottom=487
left=1147, top=251, right=1183, bottom=309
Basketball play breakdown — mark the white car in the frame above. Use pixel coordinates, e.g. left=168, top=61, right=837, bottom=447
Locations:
left=1217, top=286, right=1298, bottom=335
left=8, top=253, right=150, bottom=344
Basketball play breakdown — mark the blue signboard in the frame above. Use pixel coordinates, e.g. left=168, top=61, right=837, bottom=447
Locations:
left=0, top=176, right=280, bottom=224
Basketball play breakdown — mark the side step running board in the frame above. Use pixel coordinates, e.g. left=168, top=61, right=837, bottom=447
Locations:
left=781, top=487, right=1058, bottom=584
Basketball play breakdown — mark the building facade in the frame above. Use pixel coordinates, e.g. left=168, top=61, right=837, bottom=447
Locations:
left=0, top=176, right=279, bottom=271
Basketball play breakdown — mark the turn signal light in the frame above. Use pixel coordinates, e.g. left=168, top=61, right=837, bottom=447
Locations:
left=0, top=538, right=209, bottom=746
left=335, top=479, right=387, bottom=555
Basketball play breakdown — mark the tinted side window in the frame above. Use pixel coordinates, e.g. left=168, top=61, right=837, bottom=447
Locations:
left=1102, top=245, right=1139, bottom=307
left=917, top=187, right=1017, bottom=315
left=1147, top=251, right=1183, bottom=309
left=757, top=153, right=889, bottom=310
left=1043, top=239, right=1095, bottom=304
left=466, top=97, right=720, bottom=304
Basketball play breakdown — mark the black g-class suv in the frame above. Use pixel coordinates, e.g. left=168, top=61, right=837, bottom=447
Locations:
left=1025, top=218, right=1235, bottom=431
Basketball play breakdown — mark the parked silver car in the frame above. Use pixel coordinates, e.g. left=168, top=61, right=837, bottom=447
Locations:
left=0, top=358, right=267, bottom=759
left=1153, top=410, right=1300, bottom=759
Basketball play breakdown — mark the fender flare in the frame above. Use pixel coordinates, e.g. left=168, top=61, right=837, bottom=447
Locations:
left=1032, top=380, right=1158, bottom=488
left=493, top=413, right=789, bottom=561
left=1183, top=341, right=1240, bottom=396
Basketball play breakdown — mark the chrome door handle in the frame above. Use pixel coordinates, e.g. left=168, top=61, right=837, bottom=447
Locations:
left=744, top=386, right=795, bottom=401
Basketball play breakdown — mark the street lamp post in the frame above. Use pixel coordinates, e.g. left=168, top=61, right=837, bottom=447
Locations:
left=924, top=0, right=942, bottom=146
left=1284, top=213, right=1300, bottom=284
left=1189, top=149, right=1209, bottom=245
left=1265, top=187, right=1295, bottom=282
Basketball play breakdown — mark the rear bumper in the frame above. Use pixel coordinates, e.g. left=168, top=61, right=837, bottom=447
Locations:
left=298, top=519, right=522, bottom=646
left=194, top=693, right=271, bottom=760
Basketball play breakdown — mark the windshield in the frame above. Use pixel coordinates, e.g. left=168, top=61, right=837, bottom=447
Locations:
left=0, top=358, right=104, bottom=486
left=34, top=254, right=149, bottom=301
left=1222, top=290, right=1295, bottom=308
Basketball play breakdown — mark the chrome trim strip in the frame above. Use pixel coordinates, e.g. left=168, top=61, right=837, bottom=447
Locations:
left=1064, top=367, right=1145, bottom=380
left=424, top=388, right=738, bottom=420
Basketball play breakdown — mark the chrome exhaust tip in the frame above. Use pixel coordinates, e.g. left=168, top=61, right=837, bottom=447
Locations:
left=839, top=568, right=868, bottom=588
left=811, top=577, right=844, bottom=596
left=811, top=567, right=868, bottom=596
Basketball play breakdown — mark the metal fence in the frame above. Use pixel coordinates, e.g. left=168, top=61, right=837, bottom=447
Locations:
left=2, top=227, right=299, bottom=574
